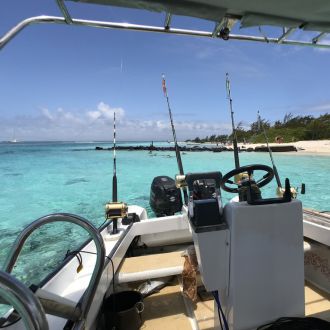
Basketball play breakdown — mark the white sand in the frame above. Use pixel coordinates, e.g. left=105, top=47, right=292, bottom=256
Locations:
left=237, top=140, right=330, bottom=155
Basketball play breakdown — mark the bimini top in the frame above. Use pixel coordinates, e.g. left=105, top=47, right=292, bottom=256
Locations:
left=1, top=0, right=330, bottom=49
left=70, top=0, right=330, bottom=31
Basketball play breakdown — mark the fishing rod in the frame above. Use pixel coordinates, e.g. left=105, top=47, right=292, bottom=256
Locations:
left=225, top=73, right=240, bottom=169
left=104, top=111, right=129, bottom=233
left=111, top=111, right=118, bottom=234
left=257, top=110, right=282, bottom=188
left=162, top=74, right=188, bottom=203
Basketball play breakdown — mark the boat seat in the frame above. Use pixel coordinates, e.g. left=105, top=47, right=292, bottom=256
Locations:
left=116, top=251, right=185, bottom=284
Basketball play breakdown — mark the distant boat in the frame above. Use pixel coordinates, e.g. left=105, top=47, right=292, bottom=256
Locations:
left=9, top=129, right=18, bottom=143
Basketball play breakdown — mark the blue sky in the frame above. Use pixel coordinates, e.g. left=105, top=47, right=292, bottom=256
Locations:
left=1, top=0, right=330, bottom=141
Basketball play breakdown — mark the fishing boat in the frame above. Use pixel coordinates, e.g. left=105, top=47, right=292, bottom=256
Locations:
left=0, top=1, right=329, bottom=330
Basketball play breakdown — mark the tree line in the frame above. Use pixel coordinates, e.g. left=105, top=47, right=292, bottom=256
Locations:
left=186, top=113, right=330, bottom=144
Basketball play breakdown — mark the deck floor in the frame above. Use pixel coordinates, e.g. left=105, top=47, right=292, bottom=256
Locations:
left=142, top=282, right=330, bottom=329
left=305, top=282, right=330, bottom=321
left=119, top=252, right=330, bottom=329
left=142, top=279, right=192, bottom=330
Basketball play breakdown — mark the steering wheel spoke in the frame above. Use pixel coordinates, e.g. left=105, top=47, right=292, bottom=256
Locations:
left=226, top=179, right=239, bottom=185
left=221, top=164, right=274, bottom=193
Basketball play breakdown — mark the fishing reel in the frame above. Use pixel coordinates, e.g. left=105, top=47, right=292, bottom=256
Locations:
left=175, top=174, right=187, bottom=188
left=235, top=172, right=262, bottom=202
left=276, top=187, right=297, bottom=199
left=105, top=202, right=128, bottom=220
left=221, top=164, right=274, bottom=202
left=276, top=183, right=305, bottom=199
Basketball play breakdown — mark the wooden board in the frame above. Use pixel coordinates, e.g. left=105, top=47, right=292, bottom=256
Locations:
left=119, top=251, right=185, bottom=274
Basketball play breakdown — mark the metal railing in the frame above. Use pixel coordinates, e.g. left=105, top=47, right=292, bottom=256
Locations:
left=3, top=213, right=106, bottom=328
left=1, top=1, right=330, bottom=51
left=0, top=270, right=49, bottom=330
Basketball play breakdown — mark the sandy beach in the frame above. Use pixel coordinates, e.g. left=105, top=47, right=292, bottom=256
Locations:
left=182, top=140, right=330, bottom=155
left=237, top=140, right=330, bottom=155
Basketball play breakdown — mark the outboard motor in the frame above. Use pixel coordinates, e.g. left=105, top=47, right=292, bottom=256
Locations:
left=150, top=176, right=182, bottom=217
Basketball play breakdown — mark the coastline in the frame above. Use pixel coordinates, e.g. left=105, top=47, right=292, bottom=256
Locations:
left=185, top=140, right=330, bottom=155
left=236, top=140, right=330, bottom=156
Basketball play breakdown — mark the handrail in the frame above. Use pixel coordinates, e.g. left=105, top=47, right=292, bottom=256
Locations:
left=0, top=270, right=49, bottom=330
left=1, top=15, right=330, bottom=51
left=3, top=213, right=105, bottom=326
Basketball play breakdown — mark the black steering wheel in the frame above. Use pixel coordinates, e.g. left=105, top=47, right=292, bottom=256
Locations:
left=221, top=164, right=274, bottom=193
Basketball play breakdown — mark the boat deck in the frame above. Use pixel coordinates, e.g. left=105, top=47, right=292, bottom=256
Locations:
left=142, top=279, right=192, bottom=330
left=119, top=252, right=330, bottom=329
left=141, top=281, right=330, bottom=330
left=305, top=282, right=330, bottom=321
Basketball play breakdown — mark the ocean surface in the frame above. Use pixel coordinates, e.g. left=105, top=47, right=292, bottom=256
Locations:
left=0, top=141, right=329, bottom=309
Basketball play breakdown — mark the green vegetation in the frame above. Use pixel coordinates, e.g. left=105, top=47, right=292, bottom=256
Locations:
left=186, top=113, right=330, bottom=144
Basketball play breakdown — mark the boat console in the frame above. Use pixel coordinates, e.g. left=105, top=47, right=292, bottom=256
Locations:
left=185, top=172, right=229, bottom=294
left=185, top=166, right=305, bottom=330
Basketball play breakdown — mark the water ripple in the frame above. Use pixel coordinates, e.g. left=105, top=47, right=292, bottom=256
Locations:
left=65, top=178, right=89, bottom=185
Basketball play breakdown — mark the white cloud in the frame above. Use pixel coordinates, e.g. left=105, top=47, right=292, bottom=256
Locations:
left=86, top=102, right=125, bottom=123
left=313, top=46, right=330, bottom=53
left=41, top=108, right=53, bottom=121
left=0, top=102, right=232, bottom=141
left=305, top=102, right=330, bottom=113
left=40, top=107, right=83, bottom=125
left=86, top=111, right=101, bottom=121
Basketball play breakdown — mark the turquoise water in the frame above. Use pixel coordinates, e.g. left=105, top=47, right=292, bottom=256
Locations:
left=0, top=141, right=329, bottom=291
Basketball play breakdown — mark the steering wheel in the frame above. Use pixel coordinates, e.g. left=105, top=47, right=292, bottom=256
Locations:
left=221, top=164, right=274, bottom=193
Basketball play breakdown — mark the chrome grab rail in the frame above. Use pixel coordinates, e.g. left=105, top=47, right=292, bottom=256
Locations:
left=1, top=14, right=330, bottom=51
left=3, top=213, right=106, bottom=326
left=0, top=270, right=49, bottom=330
